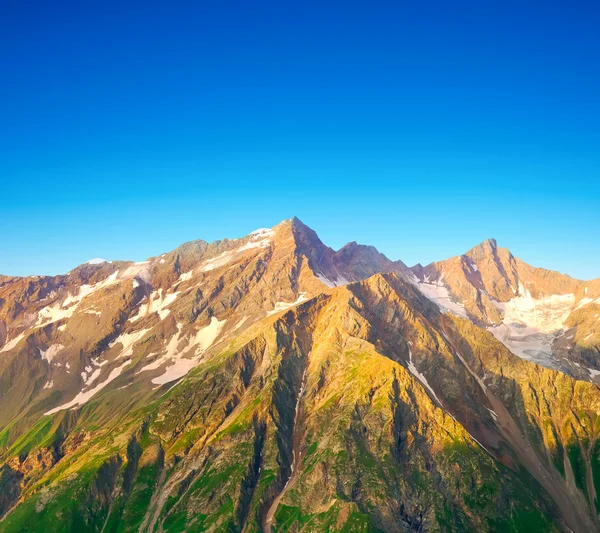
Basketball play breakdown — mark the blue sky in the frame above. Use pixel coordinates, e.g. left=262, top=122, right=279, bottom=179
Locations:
left=1, top=1, right=599, bottom=279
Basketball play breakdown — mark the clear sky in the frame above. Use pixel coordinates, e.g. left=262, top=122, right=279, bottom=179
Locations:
left=1, top=1, right=599, bottom=279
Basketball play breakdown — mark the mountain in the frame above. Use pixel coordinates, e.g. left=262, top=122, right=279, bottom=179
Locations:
left=410, top=238, right=600, bottom=380
left=0, top=219, right=599, bottom=532
left=0, top=219, right=409, bottom=432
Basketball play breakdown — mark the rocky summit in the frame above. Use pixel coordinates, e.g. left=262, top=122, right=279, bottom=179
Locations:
left=0, top=217, right=599, bottom=533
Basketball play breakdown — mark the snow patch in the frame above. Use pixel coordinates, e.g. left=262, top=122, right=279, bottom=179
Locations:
left=36, top=304, right=76, bottom=328
left=109, top=328, right=151, bottom=358
left=238, top=237, right=271, bottom=252
left=200, top=250, right=236, bottom=272
left=316, top=274, right=336, bottom=288
left=139, top=317, right=226, bottom=385
left=575, top=298, right=594, bottom=310
left=63, top=271, right=119, bottom=307
left=37, top=271, right=120, bottom=328
left=200, top=229, right=274, bottom=272
left=416, top=275, right=468, bottom=318
left=486, top=407, right=499, bottom=421
left=82, top=365, right=102, bottom=386
left=250, top=228, right=275, bottom=236
left=39, top=344, right=63, bottom=363
left=316, top=272, right=350, bottom=288
left=488, top=284, right=574, bottom=370
left=179, top=270, right=193, bottom=282
left=129, top=289, right=180, bottom=322
left=121, top=262, right=151, bottom=283
left=574, top=296, right=600, bottom=310
left=268, top=293, right=308, bottom=315
left=407, top=348, right=442, bottom=405
left=192, top=317, right=226, bottom=355
left=151, top=358, right=199, bottom=386
left=233, top=316, right=248, bottom=331
left=588, top=367, right=600, bottom=379
left=45, top=360, right=131, bottom=414
left=139, top=324, right=185, bottom=375
left=1, top=332, right=26, bottom=353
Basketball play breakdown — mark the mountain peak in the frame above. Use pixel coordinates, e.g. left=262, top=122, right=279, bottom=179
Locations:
left=286, top=215, right=307, bottom=228
left=338, top=241, right=373, bottom=253
left=276, top=216, right=328, bottom=247
left=476, top=237, right=498, bottom=251
left=274, top=216, right=320, bottom=241
left=465, top=237, right=503, bottom=261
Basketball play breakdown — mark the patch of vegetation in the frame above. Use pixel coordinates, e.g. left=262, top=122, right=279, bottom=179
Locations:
left=591, top=440, right=600, bottom=513
left=567, top=443, right=587, bottom=494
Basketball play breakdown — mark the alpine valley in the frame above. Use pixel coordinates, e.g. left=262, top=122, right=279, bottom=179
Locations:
left=1, top=217, right=600, bottom=533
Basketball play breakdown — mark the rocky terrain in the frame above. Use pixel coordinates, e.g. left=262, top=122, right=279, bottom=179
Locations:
left=411, top=237, right=600, bottom=379
left=0, top=218, right=599, bottom=532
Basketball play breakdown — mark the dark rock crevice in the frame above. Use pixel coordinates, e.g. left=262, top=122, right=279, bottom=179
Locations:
left=235, top=415, right=266, bottom=532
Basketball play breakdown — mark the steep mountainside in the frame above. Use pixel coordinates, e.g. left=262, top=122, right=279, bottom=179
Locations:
left=411, top=238, right=600, bottom=380
left=0, top=218, right=409, bottom=445
left=0, top=219, right=599, bottom=533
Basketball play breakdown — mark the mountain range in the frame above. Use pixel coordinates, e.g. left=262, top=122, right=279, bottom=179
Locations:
left=0, top=217, right=599, bottom=532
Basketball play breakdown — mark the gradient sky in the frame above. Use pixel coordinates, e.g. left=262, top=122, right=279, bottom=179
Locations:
left=1, top=1, right=599, bottom=279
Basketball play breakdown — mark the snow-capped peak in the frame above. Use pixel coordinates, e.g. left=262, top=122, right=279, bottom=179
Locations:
left=250, top=228, right=275, bottom=237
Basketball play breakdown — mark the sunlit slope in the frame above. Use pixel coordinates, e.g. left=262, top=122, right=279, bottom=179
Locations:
left=2, top=274, right=599, bottom=531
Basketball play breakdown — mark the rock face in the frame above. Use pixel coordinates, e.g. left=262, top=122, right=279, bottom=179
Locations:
left=0, top=219, right=599, bottom=532
left=410, top=238, right=600, bottom=380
